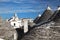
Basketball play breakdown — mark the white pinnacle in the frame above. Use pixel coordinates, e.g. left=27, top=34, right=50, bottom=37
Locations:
left=47, top=6, right=51, bottom=10
left=38, top=14, right=41, bottom=17
left=14, top=13, right=17, bottom=17
left=57, top=6, right=60, bottom=10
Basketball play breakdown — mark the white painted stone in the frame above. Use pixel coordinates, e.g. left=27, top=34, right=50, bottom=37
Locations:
left=11, top=21, right=20, bottom=28
left=14, top=31, right=18, bottom=40
left=0, top=38, right=4, bottom=40
left=23, top=19, right=28, bottom=33
left=46, top=26, right=50, bottom=29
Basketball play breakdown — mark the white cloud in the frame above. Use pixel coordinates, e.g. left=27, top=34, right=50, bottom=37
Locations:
left=0, top=0, right=39, bottom=4
left=0, top=9, right=41, bottom=13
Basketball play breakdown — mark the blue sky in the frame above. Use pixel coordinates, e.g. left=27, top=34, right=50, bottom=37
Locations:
left=0, top=0, right=60, bottom=19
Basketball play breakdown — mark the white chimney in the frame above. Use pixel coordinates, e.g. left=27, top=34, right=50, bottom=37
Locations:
left=23, top=19, right=28, bottom=33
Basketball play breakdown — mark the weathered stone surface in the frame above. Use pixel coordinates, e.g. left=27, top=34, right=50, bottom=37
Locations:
left=21, top=25, right=60, bottom=40
left=0, top=22, right=15, bottom=40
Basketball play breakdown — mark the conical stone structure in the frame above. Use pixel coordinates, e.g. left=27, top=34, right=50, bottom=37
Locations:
left=49, top=6, right=60, bottom=26
left=20, top=6, right=60, bottom=40
left=34, top=6, right=53, bottom=24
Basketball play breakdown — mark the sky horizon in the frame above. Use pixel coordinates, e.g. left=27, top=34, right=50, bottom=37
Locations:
left=0, top=0, right=60, bottom=19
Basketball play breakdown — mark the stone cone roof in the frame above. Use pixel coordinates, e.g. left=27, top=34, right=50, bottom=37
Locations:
left=34, top=6, right=53, bottom=24
left=52, top=10, right=60, bottom=22
left=48, top=8, right=60, bottom=26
